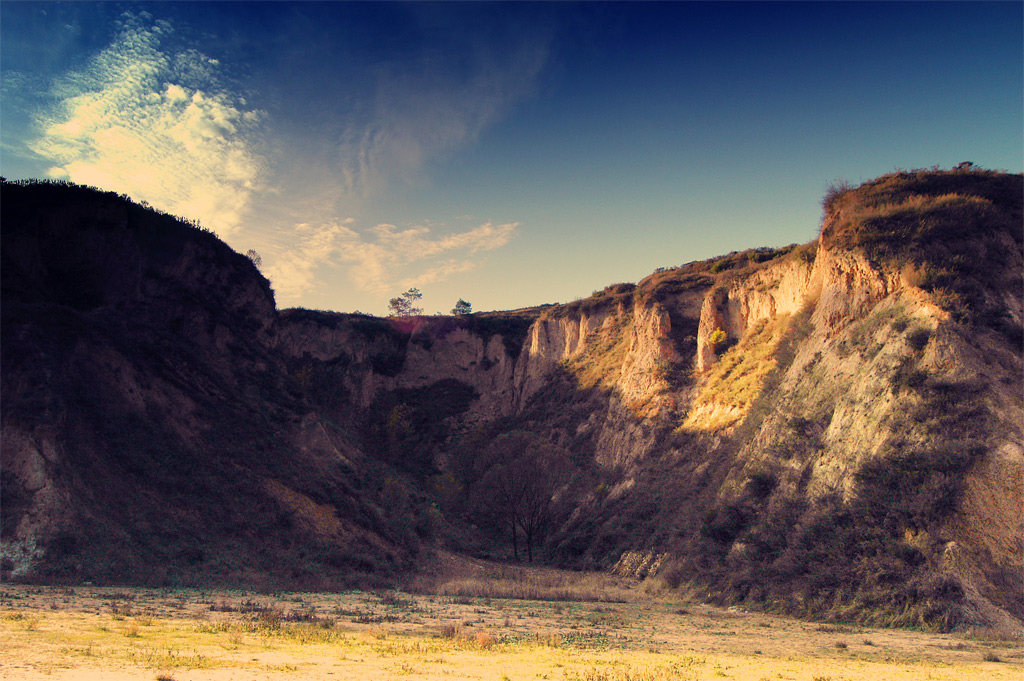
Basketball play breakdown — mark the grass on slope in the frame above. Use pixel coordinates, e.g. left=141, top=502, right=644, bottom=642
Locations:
left=681, top=313, right=792, bottom=432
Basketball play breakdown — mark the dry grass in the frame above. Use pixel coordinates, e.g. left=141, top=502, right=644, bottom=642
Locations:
left=683, top=313, right=792, bottom=431
left=405, top=553, right=636, bottom=603
left=1, top=583, right=1021, bottom=680
left=565, top=313, right=634, bottom=392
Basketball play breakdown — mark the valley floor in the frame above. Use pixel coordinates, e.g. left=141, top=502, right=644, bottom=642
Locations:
left=0, top=580, right=1019, bottom=681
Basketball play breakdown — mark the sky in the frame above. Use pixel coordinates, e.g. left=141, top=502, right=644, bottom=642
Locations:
left=2, top=2, right=1021, bottom=315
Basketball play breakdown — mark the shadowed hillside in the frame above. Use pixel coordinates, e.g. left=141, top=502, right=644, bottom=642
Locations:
left=0, top=180, right=410, bottom=588
left=2, top=168, right=1021, bottom=632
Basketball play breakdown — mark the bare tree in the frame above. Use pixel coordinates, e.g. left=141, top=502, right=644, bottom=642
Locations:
left=471, top=433, right=570, bottom=562
left=516, top=443, right=570, bottom=562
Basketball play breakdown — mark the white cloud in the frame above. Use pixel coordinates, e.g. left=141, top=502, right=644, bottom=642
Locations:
left=266, top=219, right=517, bottom=305
left=29, top=12, right=265, bottom=236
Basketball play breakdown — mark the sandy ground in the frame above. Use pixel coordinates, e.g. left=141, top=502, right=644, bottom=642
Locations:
left=1, top=583, right=1021, bottom=680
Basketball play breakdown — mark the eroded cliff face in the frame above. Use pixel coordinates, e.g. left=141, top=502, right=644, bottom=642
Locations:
left=3, top=170, right=1021, bottom=631
left=271, top=293, right=683, bottom=468
left=270, top=221, right=1021, bottom=627
left=549, top=171, right=1023, bottom=630
left=345, top=169, right=1018, bottom=630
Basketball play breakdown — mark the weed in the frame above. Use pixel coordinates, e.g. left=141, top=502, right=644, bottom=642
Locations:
left=823, top=168, right=1022, bottom=328
left=683, top=313, right=794, bottom=431
left=563, top=312, right=634, bottom=392
left=823, top=178, right=854, bottom=215
left=209, top=599, right=237, bottom=612
left=125, top=647, right=219, bottom=670
left=353, top=611, right=400, bottom=624
left=982, top=651, right=1002, bottom=662
left=98, top=591, right=138, bottom=601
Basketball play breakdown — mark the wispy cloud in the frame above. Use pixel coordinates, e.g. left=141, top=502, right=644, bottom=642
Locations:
left=334, top=37, right=550, bottom=202
left=266, top=219, right=517, bottom=305
left=29, top=11, right=265, bottom=236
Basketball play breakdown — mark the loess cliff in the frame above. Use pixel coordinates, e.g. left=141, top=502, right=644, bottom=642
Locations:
left=1, top=168, right=1021, bottom=632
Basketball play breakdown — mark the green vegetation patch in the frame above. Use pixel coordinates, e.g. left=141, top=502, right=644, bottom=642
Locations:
left=548, top=285, right=638, bottom=321
left=689, top=375, right=992, bottom=631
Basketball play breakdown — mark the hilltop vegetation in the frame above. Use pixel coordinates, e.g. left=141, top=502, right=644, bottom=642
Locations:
left=1, top=167, right=1021, bottom=633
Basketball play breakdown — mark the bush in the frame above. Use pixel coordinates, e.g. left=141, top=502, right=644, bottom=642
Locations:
left=745, top=472, right=777, bottom=501
left=891, top=360, right=929, bottom=392
left=906, top=326, right=932, bottom=351
left=700, top=504, right=750, bottom=545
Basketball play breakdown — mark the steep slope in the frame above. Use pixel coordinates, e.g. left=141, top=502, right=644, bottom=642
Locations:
left=1, top=180, right=409, bottom=588
left=2, top=168, right=1020, bottom=632
left=545, top=169, right=1023, bottom=630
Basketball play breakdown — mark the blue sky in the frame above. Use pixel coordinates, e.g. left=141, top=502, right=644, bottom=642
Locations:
left=2, top=2, right=1021, bottom=315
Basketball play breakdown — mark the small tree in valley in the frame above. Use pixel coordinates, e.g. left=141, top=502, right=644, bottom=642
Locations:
left=471, top=432, right=570, bottom=562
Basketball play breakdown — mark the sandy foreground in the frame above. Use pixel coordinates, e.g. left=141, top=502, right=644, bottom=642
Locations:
left=1, top=584, right=1021, bottom=681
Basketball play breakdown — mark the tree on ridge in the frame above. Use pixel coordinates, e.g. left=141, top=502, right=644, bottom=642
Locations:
left=388, top=288, right=423, bottom=317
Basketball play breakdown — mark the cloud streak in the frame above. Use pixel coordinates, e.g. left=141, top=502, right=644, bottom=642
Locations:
left=334, top=34, right=550, bottom=202
left=30, top=11, right=265, bottom=236
left=266, top=219, right=517, bottom=306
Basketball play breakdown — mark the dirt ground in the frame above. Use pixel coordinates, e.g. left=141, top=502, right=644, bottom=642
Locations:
left=1, top=582, right=1020, bottom=681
